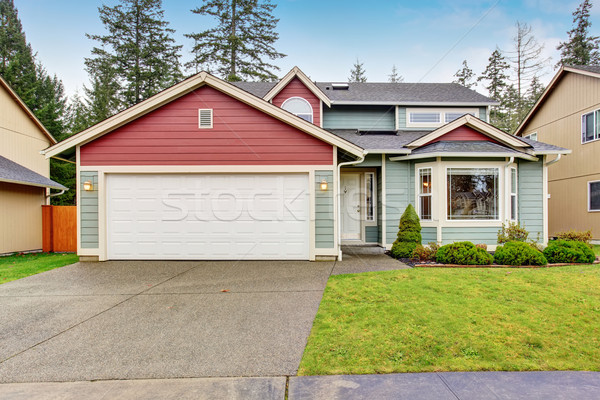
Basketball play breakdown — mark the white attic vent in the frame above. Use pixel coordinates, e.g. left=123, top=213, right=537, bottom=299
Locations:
left=331, top=83, right=349, bottom=90
left=198, top=109, right=213, bottom=129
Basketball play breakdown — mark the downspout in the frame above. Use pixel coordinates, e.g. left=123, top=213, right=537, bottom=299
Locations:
left=47, top=189, right=66, bottom=199
left=337, top=151, right=367, bottom=261
left=545, top=154, right=561, bottom=166
left=504, top=156, right=514, bottom=167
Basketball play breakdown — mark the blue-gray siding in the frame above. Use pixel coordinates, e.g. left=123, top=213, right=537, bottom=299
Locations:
left=441, top=227, right=500, bottom=245
left=365, top=226, right=379, bottom=243
left=360, top=153, right=383, bottom=167
left=518, top=160, right=544, bottom=241
left=80, top=171, right=99, bottom=249
left=323, top=105, right=395, bottom=130
left=315, top=170, right=334, bottom=248
left=385, top=159, right=414, bottom=245
left=421, top=227, right=437, bottom=244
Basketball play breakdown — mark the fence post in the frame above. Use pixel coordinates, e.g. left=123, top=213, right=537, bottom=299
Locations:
left=42, top=205, right=53, bottom=252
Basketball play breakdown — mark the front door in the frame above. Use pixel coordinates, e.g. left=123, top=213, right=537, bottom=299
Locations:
left=341, top=173, right=361, bottom=240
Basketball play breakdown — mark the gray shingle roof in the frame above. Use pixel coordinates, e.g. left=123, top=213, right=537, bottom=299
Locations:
left=566, top=65, right=600, bottom=75
left=410, top=141, right=524, bottom=155
left=0, top=155, right=67, bottom=190
left=231, top=81, right=495, bottom=105
left=326, top=129, right=431, bottom=152
left=518, top=137, right=570, bottom=153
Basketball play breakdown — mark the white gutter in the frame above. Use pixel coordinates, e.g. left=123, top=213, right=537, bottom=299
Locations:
left=389, top=152, right=538, bottom=162
left=545, top=153, right=562, bottom=166
left=337, top=151, right=367, bottom=261
left=504, top=156, right=515, bottom=167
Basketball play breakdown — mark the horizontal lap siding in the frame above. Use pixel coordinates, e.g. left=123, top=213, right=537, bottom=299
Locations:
left=518, top=160, right=544, bottom=240
left=272, top=78, right=321, bottom=127
left=441, top=227, right=499, bottom=245
left=315, top=171, right=334, bottom=248
left=80, top=171, right=99, bottom=249
left=386, top=159, right=413, bottom=245
left=80, top=86, right=332, bottom=166
left=323, top=105, right=395, bottom=130
left=365, top=226, right=379, bottom=243
left=421, top=227, right=437, bottom=244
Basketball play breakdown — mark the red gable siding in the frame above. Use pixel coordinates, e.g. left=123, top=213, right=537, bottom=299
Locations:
left=272, top=77, right=321, bottom=126
left=80, top=85, right=333, bottom=166
left=426, top=126, right=500, bottom=145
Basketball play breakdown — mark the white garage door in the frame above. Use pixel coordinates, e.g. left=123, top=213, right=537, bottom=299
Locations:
left=107, top=174, right=310, bottom=260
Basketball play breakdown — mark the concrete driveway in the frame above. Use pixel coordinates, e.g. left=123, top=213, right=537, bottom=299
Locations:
left=0, top=260, right=334, bottom=383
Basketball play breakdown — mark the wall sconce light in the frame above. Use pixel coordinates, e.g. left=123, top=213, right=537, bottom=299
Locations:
left=83, top=181, right=93, bottom=191
left=320, top=179, right=328, bottom=191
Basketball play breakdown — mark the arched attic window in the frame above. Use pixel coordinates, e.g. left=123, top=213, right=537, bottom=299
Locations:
left=281, top=97, right=313, bottom=123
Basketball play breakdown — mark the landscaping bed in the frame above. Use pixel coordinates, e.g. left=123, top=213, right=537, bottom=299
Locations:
left=414, top=260, right=600, bottom=268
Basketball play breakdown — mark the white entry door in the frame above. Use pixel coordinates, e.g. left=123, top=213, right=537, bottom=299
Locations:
left=106, top=174, right=310, bottom=260
left=341, top=173, right=361, bottom=240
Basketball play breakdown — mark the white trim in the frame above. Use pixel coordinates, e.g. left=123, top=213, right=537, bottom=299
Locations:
left=445, top=165, right=502, bottom=223
left=78, top=165, right=335, bottom=174
left=406, top=107, right=478, bottom=128
left=75, top=146, right=81, bottom=254
left=99, top=171, right=107, bottom=261
left=587, top=179, right=600, bottom=212
left=416, top=167, right=433, bottom=221
left=394, top=106, right=399, bottom=130
left=43, top=71, right=361, bottom=159
left=510, top=167, right=518, bottom=221
left=330, top=101, right=498, bottom=106
left=364, top=172, right=376, bottom=222
left=543, top=159, right=549, bottom=244
left=381, top=154, right=387, bottom=247
left=198, top=108, right=213, bottom=129
left=309, top=169, right=316, bottom=261
left=524, top=132, right=537, bottom=141
left=264, top=66, right=331, bottom=107
left=581, top=108, right=600, bottom=144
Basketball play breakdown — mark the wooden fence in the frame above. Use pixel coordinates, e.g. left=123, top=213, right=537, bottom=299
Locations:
left=42, top=205, right=77, bottom=252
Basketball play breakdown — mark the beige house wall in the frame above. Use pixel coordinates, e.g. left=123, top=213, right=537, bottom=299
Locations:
left=0, top=182, right=45, bottom=254
left=521, top=72, right=600, bottom=238
left=0, top=85, right=52, bottom=176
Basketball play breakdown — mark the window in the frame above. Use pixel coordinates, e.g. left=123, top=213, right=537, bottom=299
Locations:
left=589, top=181, right=600, bottom=211
left=582, top=110, right=600, bottom=143
left=365, top=173, right=376, bottom=221
left=198, top=109, right=213, bottom=129
left=447, top=168, right=499, bottom=220
left=418, top=168, right=432, bottom=220
left=525, top=132, right=537, bottom=141
left=410, top=112, right=441, bottom=124
left=281, top=97, right=313, bottom=123
left=445, top=112, right=475, bottom=123
left=510, top=168, right=518, bottom=220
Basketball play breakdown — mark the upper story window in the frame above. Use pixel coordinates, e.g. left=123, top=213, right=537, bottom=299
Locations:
left=406, top=108, right=477, bottom=128
left=282, top=97, right=313, bottom=123
left=525, top=132, right=538, bottom=141
left=582, top=109, right=600, bottom=143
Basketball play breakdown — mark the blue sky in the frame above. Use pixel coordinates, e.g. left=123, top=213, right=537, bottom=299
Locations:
left=13, top=0, right=600, bottom=97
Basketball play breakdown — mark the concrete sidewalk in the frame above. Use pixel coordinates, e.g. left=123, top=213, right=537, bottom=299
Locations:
left=1, top=372, right=599, bottom=399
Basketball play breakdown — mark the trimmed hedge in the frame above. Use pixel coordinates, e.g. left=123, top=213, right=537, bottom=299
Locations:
left=436, top=241, right=493, bottom=265
left=391, top=204, right=421, bottom=259
left=494, top=241, right=547, bottom=266
left=543, top=240, right=596, bottom=264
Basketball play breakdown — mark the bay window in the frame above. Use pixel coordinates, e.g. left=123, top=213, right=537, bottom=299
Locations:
left=418, top=168, right=432, bottom=220
left=510, top=168, right=518, bottom=220
left=447, top=168, right=499, bottom=220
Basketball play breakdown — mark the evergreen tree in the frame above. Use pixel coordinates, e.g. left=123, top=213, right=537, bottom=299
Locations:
left=185, top=0, right=286, bottom=81
left=86, top=0, right=183, bottom=108
left=556, top=0, right=600, bottom=66
left=478, top=49, right=511, bottom=128
left=391, top=204, right=422, bottom=259
left=525, top=75, right=545, bottom=109
left=388, top=65, right=404, bottom=83
left=0, top=0, right=37, bottom=105
left=348, top=58, right=367, bottom=82
left=453, top=60, right=475, bottom=88
left=84, top=48, right=121, bottom=124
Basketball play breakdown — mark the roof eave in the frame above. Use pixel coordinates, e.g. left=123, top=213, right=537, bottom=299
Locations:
left=0, top=177, right=67, bottom=191
left=330, top=101, right=498, bottom=106
left=389, top=152, right=538, bottom=162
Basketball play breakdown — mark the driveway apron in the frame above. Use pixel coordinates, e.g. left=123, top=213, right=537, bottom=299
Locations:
left=0, top=260, right=333, bottom=383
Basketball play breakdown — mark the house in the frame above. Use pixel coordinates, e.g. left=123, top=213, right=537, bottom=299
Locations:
left=0, top=77, right=67, bottom=255
left=515, top=65, right=598, bottom=239
left=43, top=67, right=567, bottom=261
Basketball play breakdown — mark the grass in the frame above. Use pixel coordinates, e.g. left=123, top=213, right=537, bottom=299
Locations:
left=593, top=245, right=600, bottom=256
left=0, top=252, right=79, bottom=284
left=298, top=265, right=600, bottom=375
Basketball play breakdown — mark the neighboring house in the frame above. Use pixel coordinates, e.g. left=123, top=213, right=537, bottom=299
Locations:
left=0, top=77, right=67, bottom=255
left=44, top=67, right=567, bottom=261
left=515, top=65, right=598, bottom=239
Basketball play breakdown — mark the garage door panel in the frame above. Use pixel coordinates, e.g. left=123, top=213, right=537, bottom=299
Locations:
left=107, top=174, right=310, bottom=260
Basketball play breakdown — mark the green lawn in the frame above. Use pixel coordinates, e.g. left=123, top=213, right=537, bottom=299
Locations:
left=299, top=266, right=600, bottom=375
left=0, top=252, right=79, bottom=284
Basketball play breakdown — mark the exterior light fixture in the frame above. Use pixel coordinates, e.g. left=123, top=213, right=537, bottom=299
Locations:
left=83, top=181, right=93, bottom=191
left=320, top=179, right=328, bottom=191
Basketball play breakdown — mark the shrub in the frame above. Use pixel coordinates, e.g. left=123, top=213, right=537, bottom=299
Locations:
left=391, top=204, right=422, bottom=259
left=494, top=241, right=548, bottom=266
left=543, top=240, right=596, bottom=264
left=436, top=241, right=494, bottom=265
left=555, top=230, right=592, bottom=246
left=475, top=243, right=488, bottom=251
left=497, top=222, right=529, bottom=244
left=412, top=242, right=439, bottom=261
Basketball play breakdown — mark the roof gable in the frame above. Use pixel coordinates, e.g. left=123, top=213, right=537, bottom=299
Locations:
left=44, top=72, right=363, bottom=159
left=264, top=66, right=331, bottom=107
left=515, top=65, right=600, bottom=136
left=424, top=125, right=501, bottom=146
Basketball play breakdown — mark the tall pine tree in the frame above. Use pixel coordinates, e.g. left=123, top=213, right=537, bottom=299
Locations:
left=478, top=49, right=510, bottom=130
left=388, top=65, right=404, bottom=83
left=348, top=59, right=367, bottom=82
left=453, top=60, right=475, bottom=88
left=186, top=0, right=286, bottom=81
left=556, top=0, right=600, bottom=66
left=86, top=0, right=183, bottom=108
